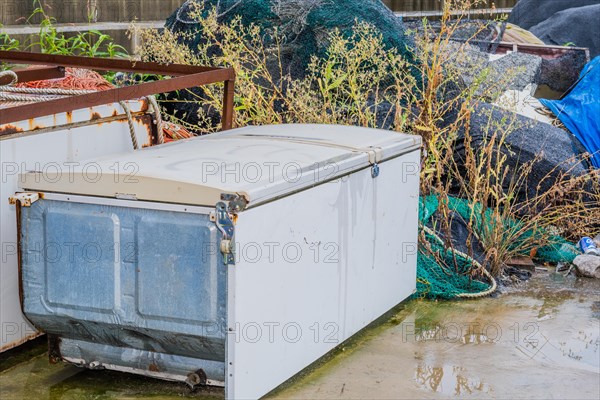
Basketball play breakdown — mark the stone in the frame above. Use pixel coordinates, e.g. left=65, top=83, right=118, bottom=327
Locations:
left=462, top=52, right=543, bottom=102
left=507, top=0, right=598, bottom=30
left=573, top=254, right=600, bottom=279
left=530, top=4, right=600, bottom=58
left=449, top=102, right=592, bottom=204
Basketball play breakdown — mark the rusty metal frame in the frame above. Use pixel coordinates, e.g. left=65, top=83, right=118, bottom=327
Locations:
left=464, top=40, right=591, bottom=62
left=0, top=65, right=66, bottom=85
left=0, top=51, right=235, bottom=129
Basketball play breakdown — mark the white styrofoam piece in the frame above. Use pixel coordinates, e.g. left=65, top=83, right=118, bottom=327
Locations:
left=493, top=84, right=554, bottom=124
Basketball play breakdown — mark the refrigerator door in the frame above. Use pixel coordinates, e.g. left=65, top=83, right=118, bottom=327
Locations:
left=19, top=124, right=421, bottom=208
left=18, top=197, right=227, bottom=383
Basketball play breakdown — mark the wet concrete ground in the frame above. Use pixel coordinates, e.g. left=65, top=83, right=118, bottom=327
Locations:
left=1, top=269, right=599, bottom=400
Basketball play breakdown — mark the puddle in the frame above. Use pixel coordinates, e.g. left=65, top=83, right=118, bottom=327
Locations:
left=0, top=352, right=221, bottom=400
left=1, top=271, right=599, bottom=399
left=272, top=272, right=600, bottom=400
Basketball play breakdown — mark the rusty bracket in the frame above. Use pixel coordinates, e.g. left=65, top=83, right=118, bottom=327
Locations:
left=0, top=65, right=66, bottom=85
left=9, top=192, right=40, bottom=207
left=221, top=193, right=248, bottom=213
left=0, top=51, right=235, bottom=130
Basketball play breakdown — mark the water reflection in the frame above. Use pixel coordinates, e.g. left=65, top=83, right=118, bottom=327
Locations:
left=415, top=364, right=492, bottom=395
left=2, top=274, right=598, bottom=400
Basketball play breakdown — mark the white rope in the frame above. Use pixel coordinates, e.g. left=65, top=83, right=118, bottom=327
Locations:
left=0, top=92, right=66, bottom=102
left=176, top=0, right=200, bottom=24
left=146, top=95, right=165, bottom=144
left=422, top=225, right=497, bottom=299
left=1, top=86, right=97, bottom=96
left=0, top=70, right=19, bottom=85
left=1, top=69, right=95, bottom=101
left=119, top=101, right=139, bottom=150
left=2, top=69, right=141, bottom=151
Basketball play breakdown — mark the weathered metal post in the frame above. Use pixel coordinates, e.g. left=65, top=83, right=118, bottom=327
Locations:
left=222, top=77, right=235, bottom=130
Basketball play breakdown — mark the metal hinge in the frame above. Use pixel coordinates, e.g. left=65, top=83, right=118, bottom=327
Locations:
left=215, top=202, right=235, bottom=265
left=214, top=194, right=249, bottom=265
left=9, top=192, right=40, bottom=207
left=220, top=193, right=248, bottom=213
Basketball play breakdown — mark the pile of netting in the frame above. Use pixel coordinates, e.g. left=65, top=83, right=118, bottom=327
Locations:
left=166, top=0, right=417, bottom=80
left=416, top=195, right=579, bottom=300
left=16, top=67, right=114, bottom=91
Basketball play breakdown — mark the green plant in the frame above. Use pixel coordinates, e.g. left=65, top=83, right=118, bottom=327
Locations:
left=40, top=1, right=600, bottom=280
left=0, top=25, right=21, bottom=52
left=25, top=0, right=128, bottom=58
left=1, top=1, right=127, bottom=59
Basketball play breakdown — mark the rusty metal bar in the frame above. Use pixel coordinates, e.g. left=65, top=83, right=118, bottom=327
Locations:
left=0, top=51, right=218, bottom=75
left=0, top=66, right=66, bottom=85
left=395, top=7, right=512, bottom=19
left=0, top=51, right=236, bottom=130
left=222, top=78, right=235, bottom=131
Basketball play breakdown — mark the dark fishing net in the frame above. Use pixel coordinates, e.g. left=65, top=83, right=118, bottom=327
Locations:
left=416, top=195, right=578, bottom=300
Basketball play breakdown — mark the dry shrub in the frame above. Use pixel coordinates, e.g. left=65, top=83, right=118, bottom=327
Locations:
left=131, top=0, right=599, bottom=276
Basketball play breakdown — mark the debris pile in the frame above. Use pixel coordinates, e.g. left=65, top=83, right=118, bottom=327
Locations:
left=166, top=0, right=416, bottom=80
left=540, top=57, right=600, bottom=168
left=159, top=1, right=599, bottom=297
left=509, top=0, right=600, bottom=57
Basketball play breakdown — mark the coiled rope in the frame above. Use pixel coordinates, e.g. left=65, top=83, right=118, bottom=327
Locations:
left=0, top=69, right=162, bottom=150
left=118, top=101, right=139, bottom=150
left=422, top=225, right=497, bottom=299
left=146, top=95, right=165, bottom=144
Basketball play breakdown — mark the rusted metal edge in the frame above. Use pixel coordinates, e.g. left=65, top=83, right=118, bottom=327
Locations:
left=0, top=51, right=236, bottom=130
left=395, top=7, right=512, bottom=19
left=0, top=332, right=44, bottom=353
left=0, top=66, right=66, bottom=85
left=0, top=111, right=151, bottom=141
left=463, top=40, right=590, bottom=61
left=0, top=51, right=221, bottom=75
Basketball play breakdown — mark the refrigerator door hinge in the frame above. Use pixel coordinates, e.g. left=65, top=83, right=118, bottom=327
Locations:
left=220, top=193, right=248, bottom=213
left=9, top=192, right=40, bottom=207
left=215, top=202, right=235, bottom=265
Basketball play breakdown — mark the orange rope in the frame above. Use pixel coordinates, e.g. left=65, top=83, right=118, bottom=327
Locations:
left=163, top=121, right=193, bottom=142
left=17, top=67, right=114, bottom=91
left=14, top=67, right=194, bottom=142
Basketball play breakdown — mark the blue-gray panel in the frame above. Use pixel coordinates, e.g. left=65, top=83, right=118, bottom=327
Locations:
left=20, top=199, right=226, bottom=366
left=137, top=216, right=217, bottom=323
left=45, top=208, right=117, bottom=311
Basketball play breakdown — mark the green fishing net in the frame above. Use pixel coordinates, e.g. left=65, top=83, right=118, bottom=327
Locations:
left=416, top=195, right=579, bottom=300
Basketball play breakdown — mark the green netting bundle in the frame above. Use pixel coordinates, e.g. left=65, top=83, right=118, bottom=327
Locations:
left=416, top=195, right=579, bottom=300
left=416, top=195, right=492, bottom=300
left=165, top=0, right=418, bottom=81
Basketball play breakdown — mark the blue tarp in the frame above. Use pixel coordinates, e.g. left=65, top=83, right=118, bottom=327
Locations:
left=540, top=57, right=600, bottom=169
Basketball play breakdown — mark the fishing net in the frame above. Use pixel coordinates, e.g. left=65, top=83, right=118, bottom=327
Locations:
left=16, top=67, right=114, bottom=91
left=416, top=195, right=578, bottom=300
left=166, top=0, right=418, bottom=80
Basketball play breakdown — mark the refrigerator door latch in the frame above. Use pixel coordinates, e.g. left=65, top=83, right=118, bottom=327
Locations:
left=371, top=163, right=380, bottom=178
